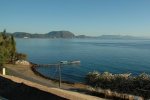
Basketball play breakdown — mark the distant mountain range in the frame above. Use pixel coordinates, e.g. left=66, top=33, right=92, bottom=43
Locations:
left=13, top=31, right=75, bottom=38
left=6, top=31, right=147, bottom=39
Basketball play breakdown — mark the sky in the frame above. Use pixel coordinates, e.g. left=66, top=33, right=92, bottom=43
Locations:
left=0, top=0, right=150, bottom=36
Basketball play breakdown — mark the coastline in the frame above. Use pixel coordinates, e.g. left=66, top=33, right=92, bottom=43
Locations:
left=3, top=63, right=145, bottom=99
left=4, top=63, right=87, bottom=89
left=31, top=64, right=79, bottom=84
left=29, top=63, right=149, bottom=99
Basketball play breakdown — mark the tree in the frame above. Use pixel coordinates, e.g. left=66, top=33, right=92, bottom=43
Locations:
left=15, top=53, right=27, bottom=60
left=0, top=29, right=27, bottom=66
left=0, top=49, right=6, bottom=67
left=10, top=35, right=16, bottom=63
left=0, top=30, right=16, bottom=65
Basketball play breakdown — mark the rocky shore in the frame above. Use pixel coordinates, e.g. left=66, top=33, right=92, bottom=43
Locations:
left=3, top=63, right=145, bottom=100
left=15, top=60, right=30, bottom=66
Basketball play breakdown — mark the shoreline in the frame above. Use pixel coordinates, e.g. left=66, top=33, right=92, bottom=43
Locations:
left=31, top=65, right=74, bottom=84
left=31, top=64, right=85, bottom=85
left=30, top=63, right=149, bottom=99
left=4, top=63, right=87, bottom=89
left=4, top=63, right=145, bottom=99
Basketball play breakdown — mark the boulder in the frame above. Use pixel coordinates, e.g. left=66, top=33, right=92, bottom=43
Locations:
left=15, top=60, right=30, bottom=66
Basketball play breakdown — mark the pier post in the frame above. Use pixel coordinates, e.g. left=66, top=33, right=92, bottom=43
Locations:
left=58, top=64, right=61, bottom=88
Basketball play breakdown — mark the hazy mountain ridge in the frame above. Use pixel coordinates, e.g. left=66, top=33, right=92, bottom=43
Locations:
left=9, top=31, right=148, bottom=39
left=46, top=31, right=75, bottom=38
left=13, top=31, right=75, bottom=38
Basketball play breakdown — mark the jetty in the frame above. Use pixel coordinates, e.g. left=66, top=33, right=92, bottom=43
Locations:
left=34, top=60, right=81, bottom=88
left=36, top=64, right=59, bottom=67
left=60, top=61, right=80, bottom=64
left=36, top=60, right=80, bottom=67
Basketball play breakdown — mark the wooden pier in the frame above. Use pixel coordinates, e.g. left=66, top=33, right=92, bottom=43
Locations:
left=33, top=61, right=80, bottom=88
left=36, top=61, right=80, bottom=67
left=36, top=64, right=59, bottom=67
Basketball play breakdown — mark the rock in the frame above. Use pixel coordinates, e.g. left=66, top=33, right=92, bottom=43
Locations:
left=15, top=60, right=30, bottom=66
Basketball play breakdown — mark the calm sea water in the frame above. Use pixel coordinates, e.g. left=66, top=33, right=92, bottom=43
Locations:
left=16, top=38, right=150, bottom=83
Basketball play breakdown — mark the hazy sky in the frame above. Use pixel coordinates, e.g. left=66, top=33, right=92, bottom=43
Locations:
left=0, top=0, right=150, bottom=36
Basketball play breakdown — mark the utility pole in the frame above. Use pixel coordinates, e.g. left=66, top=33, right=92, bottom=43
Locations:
left=57, top=61, right=80, bottom=88
left=58, top=64, right=61, bottom=88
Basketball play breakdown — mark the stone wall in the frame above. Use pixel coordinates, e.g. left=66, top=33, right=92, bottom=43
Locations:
left=0, top=75, right=103, bottom=100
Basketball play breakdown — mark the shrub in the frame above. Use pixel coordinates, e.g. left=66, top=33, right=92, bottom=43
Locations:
left=15, top=53, right=27, bottom=60
left=85, top=71, right=150, bottom=99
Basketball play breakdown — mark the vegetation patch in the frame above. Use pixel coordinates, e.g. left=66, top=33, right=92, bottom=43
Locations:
left=0, top=30, right=27, bottom=67
left=85, top=71, right=150, bottom=99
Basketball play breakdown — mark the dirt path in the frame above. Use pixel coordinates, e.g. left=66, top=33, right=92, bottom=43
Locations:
left=2, top=64, right=107, bottom=100
left=4, top=64, right=86, bottom=90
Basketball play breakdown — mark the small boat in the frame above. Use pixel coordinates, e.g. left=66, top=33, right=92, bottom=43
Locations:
left=23, top=37, right=29, bottom=39
left=60, top=61, right=68, bottom=64
left=70, top=61, right=80, bottom=64
left=60, top=61, right=80, bottom=64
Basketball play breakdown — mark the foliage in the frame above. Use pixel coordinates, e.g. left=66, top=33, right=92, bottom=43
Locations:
left=15, top=53, right=27, bottom=60
left=0, top=30, right=15, bottom=65
left=85, top=71, right=150, bottom=99
left=0, top=30, right=27, bottom=66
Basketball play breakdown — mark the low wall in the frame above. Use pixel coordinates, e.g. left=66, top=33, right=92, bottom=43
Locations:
left=0, top=74, right=103, bottom=100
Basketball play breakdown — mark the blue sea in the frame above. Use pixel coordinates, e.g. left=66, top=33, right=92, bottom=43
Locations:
left=16, top=38, right=150, bottom=83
